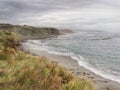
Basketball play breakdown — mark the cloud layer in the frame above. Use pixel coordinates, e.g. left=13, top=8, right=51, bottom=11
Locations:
left=0, top=0, right=120, bottom=31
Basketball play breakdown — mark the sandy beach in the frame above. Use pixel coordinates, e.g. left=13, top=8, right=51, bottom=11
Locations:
left=22, top=46, right=120, bottom=90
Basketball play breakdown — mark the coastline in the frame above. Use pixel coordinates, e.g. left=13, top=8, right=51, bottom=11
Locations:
left=2, top=23, right=120, bottom=90
left=21, top=46, right=120, bottom=90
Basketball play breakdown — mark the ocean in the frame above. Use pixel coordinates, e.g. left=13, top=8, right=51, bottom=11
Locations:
left=22, top=30, right=120, bottom=83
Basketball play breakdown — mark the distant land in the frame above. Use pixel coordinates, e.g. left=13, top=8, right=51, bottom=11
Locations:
left=0, top=23, right=59, bottom=40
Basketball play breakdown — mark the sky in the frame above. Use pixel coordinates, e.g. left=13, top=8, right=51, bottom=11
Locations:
left=0, top=0, right=120, bottom=31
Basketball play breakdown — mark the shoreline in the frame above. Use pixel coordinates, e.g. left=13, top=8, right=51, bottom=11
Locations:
left=21, top=44, right=120, bottom=90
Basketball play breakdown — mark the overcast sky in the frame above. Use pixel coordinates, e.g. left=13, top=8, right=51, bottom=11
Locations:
left=0, top=0, right=120, bottom=31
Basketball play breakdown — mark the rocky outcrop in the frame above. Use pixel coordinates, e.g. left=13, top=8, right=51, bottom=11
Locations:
left=0, top=23, right=59, bottom=41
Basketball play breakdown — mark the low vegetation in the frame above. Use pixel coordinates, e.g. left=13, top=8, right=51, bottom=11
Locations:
left=0, top=30, right=94, bottom=90
left=0, top=24, right=59, bottom=40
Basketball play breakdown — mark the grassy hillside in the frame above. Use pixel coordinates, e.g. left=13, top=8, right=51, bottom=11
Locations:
left=0, top=24, right=59, bottom=40
left=0, top=30, right=94, bottom=90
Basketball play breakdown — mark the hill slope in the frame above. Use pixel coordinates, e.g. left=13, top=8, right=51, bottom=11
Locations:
left=0, top=24, right=59, bottom=40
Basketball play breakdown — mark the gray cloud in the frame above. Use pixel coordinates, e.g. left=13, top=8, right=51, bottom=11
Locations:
left=0, top=0, right=103, bottom=20
left=0, top=0, right=120, bottom=31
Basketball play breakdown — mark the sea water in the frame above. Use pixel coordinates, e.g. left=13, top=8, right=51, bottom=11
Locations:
left=22, top=30, right=120, bottom=83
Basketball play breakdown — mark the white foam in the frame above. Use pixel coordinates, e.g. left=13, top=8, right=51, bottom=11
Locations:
left=71, top=54, right=120, bottom=83
left=22, top=41, right=48, bottom=51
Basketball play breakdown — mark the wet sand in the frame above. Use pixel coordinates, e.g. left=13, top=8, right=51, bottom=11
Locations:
left=22, top=47, right=120, bottom=90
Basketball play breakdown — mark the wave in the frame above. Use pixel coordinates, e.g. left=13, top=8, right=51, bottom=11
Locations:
left=71, top=55, right=120, bottom=83
left=22, top=40, right=120, bottom=83
left=47, top=49, right=120, bottom=83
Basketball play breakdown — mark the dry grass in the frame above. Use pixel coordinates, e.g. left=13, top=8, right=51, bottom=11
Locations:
left=0, top=30, right=94, bottom=90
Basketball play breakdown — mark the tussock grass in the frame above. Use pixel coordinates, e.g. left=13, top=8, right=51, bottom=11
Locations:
left=0, top=30, right=94, bottom=90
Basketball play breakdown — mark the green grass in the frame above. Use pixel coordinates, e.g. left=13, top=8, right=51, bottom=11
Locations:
left=0, top=30, right=95, bottom=90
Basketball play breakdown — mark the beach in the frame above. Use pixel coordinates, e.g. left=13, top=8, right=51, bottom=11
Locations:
left=1, top=23, right=120, bottom=90
left=21, top=45, right=120, bottom=90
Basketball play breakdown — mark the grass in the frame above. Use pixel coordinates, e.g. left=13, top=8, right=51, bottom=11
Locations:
left=0, top=24, right=59, bottom=40
left=0, top=30, right=94, bottom=90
